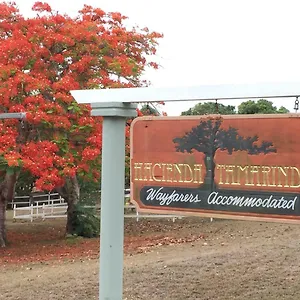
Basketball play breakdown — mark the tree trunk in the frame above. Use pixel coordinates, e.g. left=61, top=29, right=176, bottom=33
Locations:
left=0, top=171, right=18, bottom=247
left=55, top=175, right=80, bottom=236
left=66, top=176, right=80, bottom=235
left=0, top=198, right=6, bottom=247
left=203, top=153, right=216, bottom=191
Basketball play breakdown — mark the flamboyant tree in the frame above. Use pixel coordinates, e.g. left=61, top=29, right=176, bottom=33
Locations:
left=173, top=118, right=277, bottom=190
left=0, top=1, right=162, bottom=246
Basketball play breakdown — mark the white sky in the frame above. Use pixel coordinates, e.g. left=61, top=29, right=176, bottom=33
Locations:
left=14, top=0, right=300, bottom=115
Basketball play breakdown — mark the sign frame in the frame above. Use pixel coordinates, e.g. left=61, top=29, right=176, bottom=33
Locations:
left=130, top=113, right=300, bottom=224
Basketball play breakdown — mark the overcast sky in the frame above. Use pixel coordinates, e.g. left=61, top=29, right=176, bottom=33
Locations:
left=14, top=0, right=300, bottom=115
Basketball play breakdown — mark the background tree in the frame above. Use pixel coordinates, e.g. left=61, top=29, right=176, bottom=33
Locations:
left=173, top=118, right=277, bottom=190
left=181, top=99, right=289, bottom=115
left=238, top=99, right=289, bottom=114
left=140, top=103, right=160, bottom=116
left=181, top=102, right=236, bottom=115
left=14, top=170, right=35, bottom=196
left=0, top=2, right=162, bottom=246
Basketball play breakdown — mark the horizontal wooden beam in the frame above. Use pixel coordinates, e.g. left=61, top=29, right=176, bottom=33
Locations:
left=71, top=82, right=300, bottom=104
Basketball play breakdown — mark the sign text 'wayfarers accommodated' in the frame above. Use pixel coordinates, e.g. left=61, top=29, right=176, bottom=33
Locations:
left=130, top=114, right=300, bottom=223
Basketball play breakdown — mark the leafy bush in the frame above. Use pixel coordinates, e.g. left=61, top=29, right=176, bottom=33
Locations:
left=71, top=203, right=100, bottom=238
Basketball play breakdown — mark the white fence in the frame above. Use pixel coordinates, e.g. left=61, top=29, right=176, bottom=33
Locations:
left=9, top=192, right=65, bottom=208
left=12, top=189, right=184, bottom=222
left=13, top=202, right=183, bottom=222
left=13, top=196, right=67, bottom=222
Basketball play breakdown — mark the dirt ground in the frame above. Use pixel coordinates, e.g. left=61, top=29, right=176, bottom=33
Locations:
left=1, top=216, right=300, bottom=299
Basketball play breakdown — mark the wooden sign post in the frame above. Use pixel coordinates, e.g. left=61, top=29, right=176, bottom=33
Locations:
left=131, top=114, right=300, bottom=223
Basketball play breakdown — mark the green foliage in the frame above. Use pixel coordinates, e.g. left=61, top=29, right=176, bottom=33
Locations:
left=125, top=155, right=130, bottom=188
left=71, top=203, right=100, bottom=238
left=140, top=104, right=160, bottom=116
left=15, top=170, right=35, bottom=196
left=80, top=190, right=101, bottom=207
left=238, top=99, right=289, bottom=114
left=181, top=102, right=236, bottom=115
left=72, top=177, right=100, bottom=238
left=78, top=175, right=100, bottom=194
left=77, top=172, right=101, bottom=206
left=277, top=106, right=290, bottom=114
left=181, top=100, right=289, bottom=116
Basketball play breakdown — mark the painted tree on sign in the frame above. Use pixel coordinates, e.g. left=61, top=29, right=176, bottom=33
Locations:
left=173, top=118, right=277, bottom=190
left=0, top=1, right=162, bottom=246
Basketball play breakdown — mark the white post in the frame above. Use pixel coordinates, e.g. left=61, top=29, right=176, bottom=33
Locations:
left=91, top=102, right=137, bottom=300
left=13, top=204, right=16, bottom=219
left=71, top=82, right=300, bottom=300
left=30, top=204, right=33, bottom=222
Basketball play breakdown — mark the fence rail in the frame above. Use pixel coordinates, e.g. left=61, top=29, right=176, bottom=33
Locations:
left=8, top=192, right=64, bottom=209
left=13, top=203, right=184, bottom=222
left=13, top=200, right=68, bottom=222
left=12, top=189, right=185, bottom=222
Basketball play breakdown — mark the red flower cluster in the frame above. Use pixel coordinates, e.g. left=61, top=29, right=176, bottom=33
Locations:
left=0, top=1, right=162, bottom=190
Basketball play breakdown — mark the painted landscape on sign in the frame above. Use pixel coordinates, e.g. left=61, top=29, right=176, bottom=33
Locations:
left=130, top=114, right=300, bottom=223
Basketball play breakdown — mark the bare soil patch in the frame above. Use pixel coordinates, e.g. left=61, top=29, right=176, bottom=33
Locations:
left=1, top=215, right=300, bottom=299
